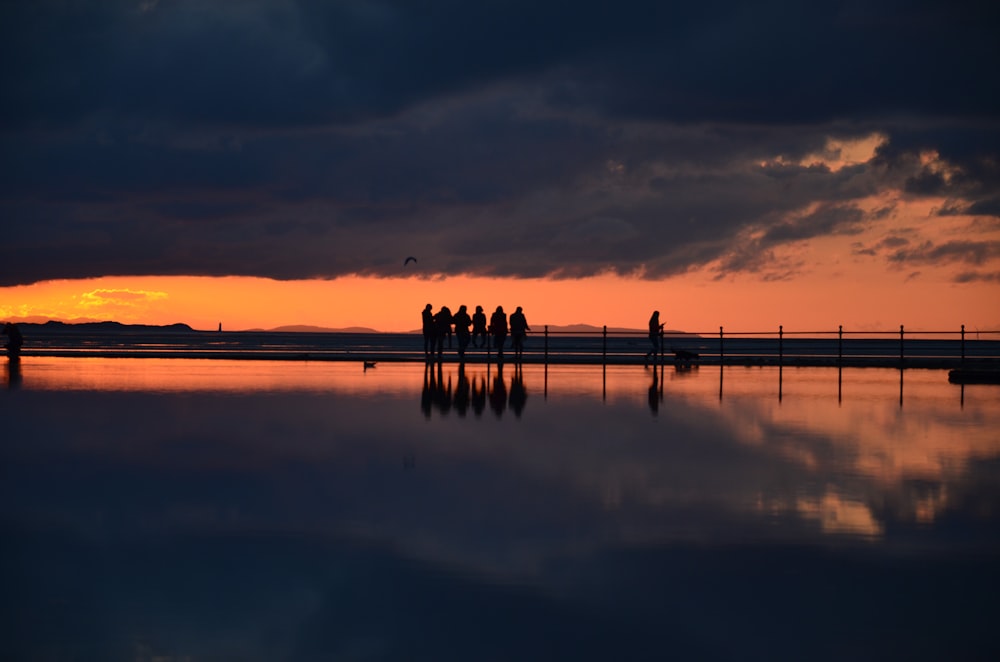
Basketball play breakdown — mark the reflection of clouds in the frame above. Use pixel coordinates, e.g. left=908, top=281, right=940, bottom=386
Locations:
left=759, top=491, right=885, bottom=538
left=3, top=362, right=998, bottom=581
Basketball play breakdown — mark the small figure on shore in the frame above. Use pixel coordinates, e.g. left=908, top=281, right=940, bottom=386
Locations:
left=3, top=322, right=23, bottom=358
left=509, top=306, right=530, bottom=362
left=472, top=305, right=488, bottom=348
left=453, top=305, right=472, bottom=361
left=434, top=306, right=454, bottom=359
left=646, top=310, right=664, bottom=365
left=490, top=306, right=508, bottom=362
left=422, top=304, right=435, bottom=360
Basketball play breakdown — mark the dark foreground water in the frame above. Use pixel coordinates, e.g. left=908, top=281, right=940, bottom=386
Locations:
left=2, top=358, right=999, bottom=661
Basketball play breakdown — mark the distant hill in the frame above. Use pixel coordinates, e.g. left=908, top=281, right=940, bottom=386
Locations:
left=253, top=325, right=381, bottom=334
left=19, top=320, right=195, bottom=333
left=545, top=323, right=697, bottom=336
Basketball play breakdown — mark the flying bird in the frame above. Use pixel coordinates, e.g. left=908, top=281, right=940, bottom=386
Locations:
left=404, top=256, right=417, bottom=266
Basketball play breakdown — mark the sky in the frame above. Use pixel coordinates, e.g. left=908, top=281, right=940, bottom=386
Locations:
left=2, top=0, right=999, bottom=332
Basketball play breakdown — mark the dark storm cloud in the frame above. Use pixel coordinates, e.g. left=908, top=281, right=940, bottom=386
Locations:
left=2, top=0, right=999, bottom=286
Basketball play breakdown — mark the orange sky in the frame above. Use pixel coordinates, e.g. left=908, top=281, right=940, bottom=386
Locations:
left=1, top=263, right=996, bottom=334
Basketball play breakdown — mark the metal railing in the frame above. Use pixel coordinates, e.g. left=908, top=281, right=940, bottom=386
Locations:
left=532, top=324, right=1000, bottom=368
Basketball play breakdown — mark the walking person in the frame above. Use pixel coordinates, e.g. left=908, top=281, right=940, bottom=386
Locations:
left=453, top=305, right=473, bottom=361
left=509, top=306, right=530, bottom=362
left=646, top=310, right=664, bottom=365
left=489, top=306, right=508, bottom=363
left=471, top=305, right=488, bottom=348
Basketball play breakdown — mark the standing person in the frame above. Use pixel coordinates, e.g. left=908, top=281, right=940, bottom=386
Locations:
left=3, top=322, right=23, bottom=358
left=434, top=306, right=454, bottom=359
left=471, top=305, right=488, bottom=348
left=453, top=305, right=473, bottom=361
left=422, top=303, right=435, bottom=360
left=489, top=306, right=508, bottom=362
left=646, top=310, right=664, bottom=365
left=509, top=306, right=530, bottom=362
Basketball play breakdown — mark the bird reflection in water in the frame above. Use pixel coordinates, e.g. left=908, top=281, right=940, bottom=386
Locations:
left=422, top=363, right=527, bottom=419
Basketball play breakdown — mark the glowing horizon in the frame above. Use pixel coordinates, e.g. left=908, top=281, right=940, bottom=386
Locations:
left=2, top=268, right=997, bottom=334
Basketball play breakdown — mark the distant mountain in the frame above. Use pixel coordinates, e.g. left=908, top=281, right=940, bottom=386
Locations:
left=256, top=325, right=381, bottom=334
left=545, top=323, right=697, bottom=336
left=20, top=320, right=195, bottom=333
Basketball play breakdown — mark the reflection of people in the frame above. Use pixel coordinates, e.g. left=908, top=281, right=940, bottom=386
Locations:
left=490, top=364, right=507, bottom=417
left=454, top=364, right=470, bottom=416
left=472, top=305, right=488, bottom=348
left=490, top=306, right=508, bottom=362
left=422, top=304, right=435, bottom=360
left=453, top=305, right=472, bottom=361
left=646, top=311, right=663, bottom=365
left=509, top=306, right=530, bottom=362
left=648, top=366, right=661, bottom=415
left=509, top=365, right=527, bottom=417
left=471, top=374, right=487, bottom=417
left=3, top=322, right=23, bottom=358
left=6, top=354, right=21, bottom=389
left=421, top=363, right=435, bottom=418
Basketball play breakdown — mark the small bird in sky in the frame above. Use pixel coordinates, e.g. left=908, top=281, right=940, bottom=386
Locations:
left=404, top=256, right=417, bottom=266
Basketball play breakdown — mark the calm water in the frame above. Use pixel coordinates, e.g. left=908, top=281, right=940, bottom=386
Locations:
left=2, top=358, right=999, bottom=661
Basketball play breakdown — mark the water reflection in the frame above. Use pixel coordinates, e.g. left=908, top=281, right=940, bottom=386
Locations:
left=423, top=362, right=528, bottom=419
left=5, top=356, right=20, bottom=389
left=2, top=358, right=998, bottom=659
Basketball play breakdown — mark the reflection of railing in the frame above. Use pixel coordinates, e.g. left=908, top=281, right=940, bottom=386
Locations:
left=537, top=325, right=1000, bottom=368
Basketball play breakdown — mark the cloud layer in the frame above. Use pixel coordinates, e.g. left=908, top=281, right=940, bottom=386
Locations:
left=2, top=0, right=998, bottom=286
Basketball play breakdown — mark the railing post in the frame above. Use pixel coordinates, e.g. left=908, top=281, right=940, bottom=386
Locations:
left=838, top=325, right=843, bottom=365
left=779, top=325, right=783, bottom=366
left=719, top=326, right=724, bottom=364
left=961, top=324, right=965, bottom=366
left=900, top=324, right=904, bottom=365
left=602, top=325, right=607, bottom=366
left=544, top=325, right=549, bottom=365
left=659, top=328, right=664, bottom=365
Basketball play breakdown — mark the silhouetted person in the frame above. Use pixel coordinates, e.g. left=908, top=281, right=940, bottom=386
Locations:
left=509, top=306, right=530, bottom=362
left=509, top=365, right=527, bottom=417
left=490, top=306, right=508, bottom=362
left=3, top=322, right=22, bottom=358
left=434, top=306, right=453, bottom=359
left=646, top=310, right=663, bottom=365
left=422, top=304, right=435, bottom=360
left=453, top=305, right=472, bottom=361
left=472, top=305, right=488, bottom=348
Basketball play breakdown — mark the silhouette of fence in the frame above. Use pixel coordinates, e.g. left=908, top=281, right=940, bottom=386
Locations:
left=19, top=324, right=1000, bottom=367
left=531, top=324, right=1000, bottom=368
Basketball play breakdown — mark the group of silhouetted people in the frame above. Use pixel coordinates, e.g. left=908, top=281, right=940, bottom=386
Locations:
left=422, top=304, right=530, bottom=363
